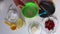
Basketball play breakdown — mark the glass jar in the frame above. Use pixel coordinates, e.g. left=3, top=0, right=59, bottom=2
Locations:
left=28, top=21, right=42, bottom=34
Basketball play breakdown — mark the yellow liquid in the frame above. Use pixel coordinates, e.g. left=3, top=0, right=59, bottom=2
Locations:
left=16, top=18, right=23, bottom=29
left=4, top=20, right=17, bottom=30
left=10, top=24, right=17, bottom=30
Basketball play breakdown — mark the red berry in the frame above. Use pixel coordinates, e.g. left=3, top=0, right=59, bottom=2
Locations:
left=45, top=19, right=55, bottom=31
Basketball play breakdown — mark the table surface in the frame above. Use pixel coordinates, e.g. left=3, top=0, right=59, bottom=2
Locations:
left=0, top=0, right=60, bottom=34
